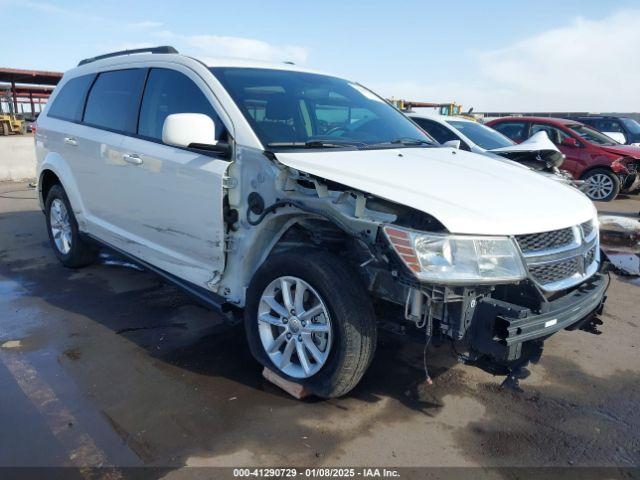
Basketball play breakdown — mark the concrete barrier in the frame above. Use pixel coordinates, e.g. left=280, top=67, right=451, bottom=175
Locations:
left=0, top=135, right=37, bottom=181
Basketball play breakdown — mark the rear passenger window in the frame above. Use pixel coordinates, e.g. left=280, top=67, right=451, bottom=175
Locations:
left=138, top=68, right=223, bottom=142
left=83, top=69, right=146, bottom=133
left=47, top=75, right=95, bottom=122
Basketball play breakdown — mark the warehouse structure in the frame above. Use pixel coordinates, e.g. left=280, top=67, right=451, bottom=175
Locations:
left=0, top=67, right=62, bottom=119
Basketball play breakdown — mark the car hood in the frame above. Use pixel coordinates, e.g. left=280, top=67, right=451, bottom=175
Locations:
left=275, top=147, right=595, bottom=236
left=488, top=132, right=564, bottom=170
left=599, top=144, right=640, bottom=158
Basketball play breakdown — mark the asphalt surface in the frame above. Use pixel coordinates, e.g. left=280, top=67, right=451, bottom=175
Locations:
left=0, top=181, right=639, bottom=477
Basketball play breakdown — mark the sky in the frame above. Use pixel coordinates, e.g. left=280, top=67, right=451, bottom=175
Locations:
left=2, top=0, right=640, bottom=112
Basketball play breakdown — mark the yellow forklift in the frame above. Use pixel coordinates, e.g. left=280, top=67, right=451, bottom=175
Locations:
left=0, top=93, right=27, bottom=135
left=388, top=99, right=476, bottom=121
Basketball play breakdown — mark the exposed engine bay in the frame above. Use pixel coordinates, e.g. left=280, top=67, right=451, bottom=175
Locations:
left=222, top=150, right=608, bottom=389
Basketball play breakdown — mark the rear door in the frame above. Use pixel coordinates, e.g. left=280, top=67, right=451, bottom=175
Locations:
left=74, top=68, right=147, bottom=231
left=41, top=74, right=96, bottom=212
left=116, top=66, right=229, bottom=287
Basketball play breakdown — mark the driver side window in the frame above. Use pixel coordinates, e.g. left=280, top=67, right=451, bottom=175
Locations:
left=138, top=68, right=225, bottom=142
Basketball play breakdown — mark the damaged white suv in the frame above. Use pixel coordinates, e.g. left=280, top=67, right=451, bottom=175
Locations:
left=35, top=47, right=608, bottom=397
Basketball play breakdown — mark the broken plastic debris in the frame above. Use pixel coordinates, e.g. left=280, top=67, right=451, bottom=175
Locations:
left=605, top=252, right=640, bottom=276
left=599, top=215, right=640, bottom=253
left=1, top=340, right=22, bottom=349
left=599, top=215, right=640, bottom=276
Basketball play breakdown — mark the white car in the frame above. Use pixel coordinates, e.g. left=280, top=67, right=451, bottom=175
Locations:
left=35, top=47, right=607, bottom=397
left=408, top=113, right=576, bottom=185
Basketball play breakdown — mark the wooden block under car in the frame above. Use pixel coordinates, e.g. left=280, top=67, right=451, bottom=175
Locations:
left=262, top=367, right=312, bottom=399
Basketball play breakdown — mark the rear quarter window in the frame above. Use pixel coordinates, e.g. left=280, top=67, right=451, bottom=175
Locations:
left=47, top=74, right=95, bottom=122
left=83, top=69, right=146, bottom=133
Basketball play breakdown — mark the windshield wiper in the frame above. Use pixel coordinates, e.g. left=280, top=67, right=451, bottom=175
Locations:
left=361, top=138, right=434, bottom=149
left=267, top=140, right=362, bottom=149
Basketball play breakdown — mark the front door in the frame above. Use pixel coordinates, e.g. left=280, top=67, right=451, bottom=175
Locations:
left=116, top=66, right=230, bottom=288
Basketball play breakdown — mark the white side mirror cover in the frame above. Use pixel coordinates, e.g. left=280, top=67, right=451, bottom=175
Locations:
left=162, top=113, right=216, bottom=148
left=442, top=139, right=461, bottom=149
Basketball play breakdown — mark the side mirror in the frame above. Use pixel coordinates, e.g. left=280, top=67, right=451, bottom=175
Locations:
left=162, top=113, right=217, bottom=148
left=560, top=137, right=580, bottom=148
left=442, top=139, right=461, bottom=149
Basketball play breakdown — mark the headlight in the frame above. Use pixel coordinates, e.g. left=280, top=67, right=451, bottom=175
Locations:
left=383, top=225, right=526, bottom=284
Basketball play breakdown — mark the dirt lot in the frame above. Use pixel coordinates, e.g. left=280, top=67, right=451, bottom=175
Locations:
left=0, top=181, right=638, bottom=477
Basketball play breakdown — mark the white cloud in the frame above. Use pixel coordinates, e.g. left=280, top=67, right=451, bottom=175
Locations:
left=373, top=9, right=640, bottom=112
left=155, top=31, right=309, bottom=64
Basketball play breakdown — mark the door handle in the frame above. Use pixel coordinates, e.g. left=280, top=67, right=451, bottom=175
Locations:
left=122, top=153, right=143, bottom=165
left=64, top=137, right=78, bottom=146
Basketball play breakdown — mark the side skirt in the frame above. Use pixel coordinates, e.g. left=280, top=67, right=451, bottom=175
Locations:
left=85, top=233, right=232, bottom=315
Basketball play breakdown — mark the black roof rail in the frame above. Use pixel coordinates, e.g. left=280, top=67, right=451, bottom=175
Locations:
left=78, top=46, right=179, bottom=67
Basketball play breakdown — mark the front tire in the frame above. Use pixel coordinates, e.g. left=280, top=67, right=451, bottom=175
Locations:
left=45, top=184, right=97, bottom=267
left=581, top=168, right=620, bottom=201
left=245, top=250, right=377, bottom=398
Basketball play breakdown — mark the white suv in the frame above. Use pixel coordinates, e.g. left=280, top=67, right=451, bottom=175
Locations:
left=35, top=47, right=607, bottom=397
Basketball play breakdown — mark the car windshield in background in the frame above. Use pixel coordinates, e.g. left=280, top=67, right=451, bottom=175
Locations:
left=621, top=118, right=640, bottom=135
left=447, top=120, right=515, bottom=150
left=568, top=124, right=617, bottom=146
left=210, top=67, right=433, bottom=149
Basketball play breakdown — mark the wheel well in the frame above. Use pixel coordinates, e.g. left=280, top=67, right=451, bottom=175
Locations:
left=579, top=165, right=614, bottom=179
left=40, top=170, right=61, bottom=204
left=270, top=218, right=351, bottom=257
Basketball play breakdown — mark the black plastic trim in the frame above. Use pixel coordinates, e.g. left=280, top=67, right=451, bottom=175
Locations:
left=78, top=46, right=178, bottom=66
left=86, top=234, right=230, bottom=314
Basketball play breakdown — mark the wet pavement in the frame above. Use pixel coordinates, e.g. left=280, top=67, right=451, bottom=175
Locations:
left=0, top=181, right=639, bottom=475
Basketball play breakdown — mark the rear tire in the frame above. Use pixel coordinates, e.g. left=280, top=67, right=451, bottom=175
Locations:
left=581, top=168, right=620, bottom=202
left=1, top=122, right=9, bottom=136
left=245, top=250, right=377, bottom=398
left=45, top=184, right=97, bottom=268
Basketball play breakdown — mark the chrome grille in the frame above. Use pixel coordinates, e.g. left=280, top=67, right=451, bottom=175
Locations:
left=529, top=258, right=581, bottom=284
left=581, top=220, right=594, bottom=239
left=516, top=222, right=599, bottom=291
left=516, top=227, right=574, bottom=253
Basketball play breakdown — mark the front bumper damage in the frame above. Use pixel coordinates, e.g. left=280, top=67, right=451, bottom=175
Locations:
left=468, top=272, right=608, bottom=367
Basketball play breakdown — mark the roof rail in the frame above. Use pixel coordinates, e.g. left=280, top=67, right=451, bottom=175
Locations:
left=78, top=46, right=179, bottom=67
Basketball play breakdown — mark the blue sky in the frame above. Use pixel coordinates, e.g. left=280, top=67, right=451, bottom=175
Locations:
left=2, top=0, right=640, bottom=111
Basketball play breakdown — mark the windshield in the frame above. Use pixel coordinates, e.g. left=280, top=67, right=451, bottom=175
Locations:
left=447, top=120, right=514, bottom=150
left=568, top=124, right=617, bottom=146
left=210, top=67, right=433, bottom=149
left=621, top=117, right=640, bottom=135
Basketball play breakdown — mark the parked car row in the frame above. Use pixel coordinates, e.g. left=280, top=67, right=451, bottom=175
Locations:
left=407, top=113, right=576, bottom=187
left=406, top=109, right=640, bottom=202
left=35, top=47, right=608, bottom=397
left=568, top=115, right=640, bottom=146
left=487, top=117, right=640, bottom=201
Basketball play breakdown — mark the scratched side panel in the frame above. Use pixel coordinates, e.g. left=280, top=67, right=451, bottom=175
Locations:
left=91, top=136, right=228, bottom=290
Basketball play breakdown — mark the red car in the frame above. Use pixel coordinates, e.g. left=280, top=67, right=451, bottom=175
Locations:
left=486, top=116, right=640, bottom=201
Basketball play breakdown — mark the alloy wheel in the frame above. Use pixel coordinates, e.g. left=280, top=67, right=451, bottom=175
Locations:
left=585, top=173, right=614, bottom=200
left=50, top=198, right=72, bottom=254
left=257, top=276, right=332, bottom=379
